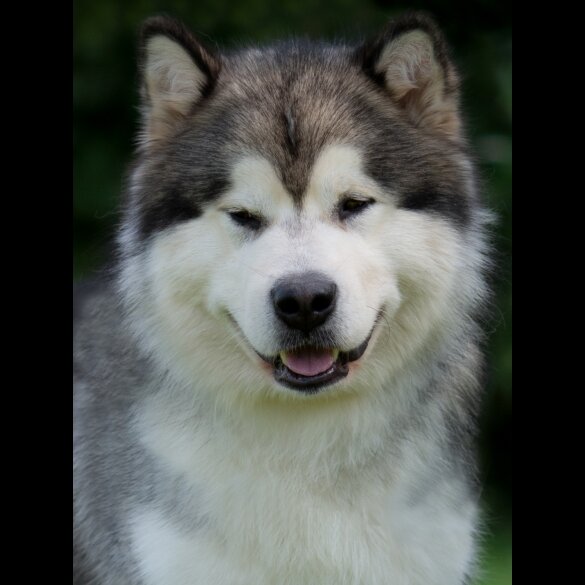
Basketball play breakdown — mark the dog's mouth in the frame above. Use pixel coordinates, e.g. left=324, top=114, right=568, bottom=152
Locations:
left=259, top=334, right=372, bottom=394
left=228, top=310, right=383, bottom=394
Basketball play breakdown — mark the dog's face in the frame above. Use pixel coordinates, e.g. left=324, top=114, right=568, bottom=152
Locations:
left=120, top=16, right=484, bottom=402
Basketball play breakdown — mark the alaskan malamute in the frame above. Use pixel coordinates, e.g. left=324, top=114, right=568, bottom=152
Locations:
left=74, top=12, right=492, bottom=584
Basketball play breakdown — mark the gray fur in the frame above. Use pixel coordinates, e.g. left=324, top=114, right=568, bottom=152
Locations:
left=74, top=286, right=212, bottom=583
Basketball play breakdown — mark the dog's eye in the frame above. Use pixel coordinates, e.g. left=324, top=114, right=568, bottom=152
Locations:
left=339, top=197, right=375, bottom=220
left=227, top=210, right=264, bottom=231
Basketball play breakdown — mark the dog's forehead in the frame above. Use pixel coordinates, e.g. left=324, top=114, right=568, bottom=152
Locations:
left=224, top=144, right=378, bottom=213
left=213, top=45, right=391, bottom=203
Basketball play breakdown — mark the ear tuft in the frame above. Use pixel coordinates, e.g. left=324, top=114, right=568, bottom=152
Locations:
left=138, top=16, right=221, bottom=147
left=356, top=13, right=462, bottom=140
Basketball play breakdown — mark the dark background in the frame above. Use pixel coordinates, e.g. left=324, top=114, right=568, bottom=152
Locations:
left=74, top=1, right=511, bottom=581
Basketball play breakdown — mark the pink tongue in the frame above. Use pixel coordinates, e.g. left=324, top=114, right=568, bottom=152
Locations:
left=281, top=348, right=335, bottom=377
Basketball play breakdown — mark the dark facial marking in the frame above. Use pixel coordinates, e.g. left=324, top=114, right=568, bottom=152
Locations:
left=283, top=108, right=297, bottom=155
left=139, top=188, right=201, bottom=238
left=138, top=173, right=229, bottom=239
left=401, top=190, right=470, bottom=226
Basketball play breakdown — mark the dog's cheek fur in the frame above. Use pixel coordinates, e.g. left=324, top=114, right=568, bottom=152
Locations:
left=384, top=212, right=484, bottom=364
left=119, top=217, right=269, bottom=398
left=388, top=213, right=461, bottom=340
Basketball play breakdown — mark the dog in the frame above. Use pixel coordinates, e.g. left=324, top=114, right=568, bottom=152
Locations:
left=74, top=12, right=492, bottom=584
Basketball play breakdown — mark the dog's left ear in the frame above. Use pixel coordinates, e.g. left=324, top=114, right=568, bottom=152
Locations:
left=356, top=13, right=461, bottom=140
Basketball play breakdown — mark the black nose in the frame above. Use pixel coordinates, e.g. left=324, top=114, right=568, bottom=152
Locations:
left=271, top=272, right=337, bottom=333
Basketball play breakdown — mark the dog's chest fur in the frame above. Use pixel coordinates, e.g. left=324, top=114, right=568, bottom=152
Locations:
left=127, top=386, right=476, bottom=585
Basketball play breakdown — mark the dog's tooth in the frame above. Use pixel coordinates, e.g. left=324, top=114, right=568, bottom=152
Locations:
left=332, top=349, right=339, bottom=361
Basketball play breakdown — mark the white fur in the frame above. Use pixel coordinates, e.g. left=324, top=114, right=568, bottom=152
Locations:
left=118, top=144, right=488, bottom=584
left=132, top=382, right=477, bottom=585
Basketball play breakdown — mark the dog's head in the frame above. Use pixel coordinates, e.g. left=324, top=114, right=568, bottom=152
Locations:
left=119, top=14, right=489, bottom=402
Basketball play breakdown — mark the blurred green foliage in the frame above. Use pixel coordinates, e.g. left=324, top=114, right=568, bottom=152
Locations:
left=74, top=1, right=511, bottom=581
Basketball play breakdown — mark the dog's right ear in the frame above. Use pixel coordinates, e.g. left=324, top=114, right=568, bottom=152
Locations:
left=138, top=16, right=220, bottom=148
